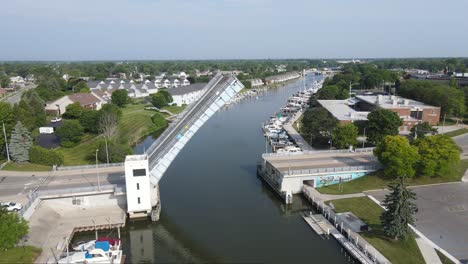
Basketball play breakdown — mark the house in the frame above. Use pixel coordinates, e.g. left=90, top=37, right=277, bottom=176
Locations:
left=249, top=78, right=264, bottom=87
left=264, top=72, right=301, bottom=84
left=169, top=83, right=207, bottom=106
left=45, top=93, right=105, bottom=115
left=317, top=95, right=441, bottom=132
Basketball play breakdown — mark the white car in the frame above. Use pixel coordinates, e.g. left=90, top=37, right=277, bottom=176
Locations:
left=51, top=117, right=62, bottom=123
left=1, top=202, right=23, bottom=212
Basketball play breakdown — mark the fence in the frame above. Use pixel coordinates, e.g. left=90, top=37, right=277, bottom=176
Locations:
left=262, top=147, right=375, bottom=158
left=302, top=186, right=390, bottom=264
left=283, top=164, right=381, bottom=176
left=56, top=163, right=124, bottom=171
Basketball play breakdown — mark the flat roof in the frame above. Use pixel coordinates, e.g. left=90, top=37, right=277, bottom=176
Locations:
left=317, top=100, right=369, bottom=121
left=356, top=95, right=439, bottom=109
left=125, top=154, right=148, bottom=161
left=264, top=151, right=378, bottom=175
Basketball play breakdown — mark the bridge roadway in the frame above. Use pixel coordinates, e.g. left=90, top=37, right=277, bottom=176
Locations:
left=146, top=74, right=243, bottom=184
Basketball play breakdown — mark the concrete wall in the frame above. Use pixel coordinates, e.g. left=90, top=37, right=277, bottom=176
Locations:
left=44, top=193, right=126, bottom=208
left=125, top=156, right=152, bottom=214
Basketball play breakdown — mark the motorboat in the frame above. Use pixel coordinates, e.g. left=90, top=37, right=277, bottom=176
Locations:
left=59, top=239, right=122, bottom=264
left=72, top=240, right=95, bottom=251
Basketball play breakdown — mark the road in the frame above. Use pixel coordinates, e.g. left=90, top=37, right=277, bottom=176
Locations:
left=453, top=133, right=468, bottom=159
left=0, top=171, right=125, bottom=201
left=0, top=85, right=36, bottom=104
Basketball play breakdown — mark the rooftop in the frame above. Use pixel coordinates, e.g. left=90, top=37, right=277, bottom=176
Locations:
left=68, top=93, right=101, bottom=106
left=317, top=99, right=369, bottom=121
left=168, top=83, right=207, bottom=96
left=356, top=95, right=439, bottom=110
left=125, top=154, right=148, bottom=162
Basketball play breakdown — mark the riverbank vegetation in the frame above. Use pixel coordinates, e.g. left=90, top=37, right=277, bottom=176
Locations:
left=0, top=246, right=41, bottom=264
left=329, top=197, right=425, bottom=264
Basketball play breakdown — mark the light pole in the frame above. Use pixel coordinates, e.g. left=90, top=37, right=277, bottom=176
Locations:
left=95, top=149, right=101, bottom=191
left=362, top=127, right=367, bottom=149
left=2, top=122, right=10, bottom=162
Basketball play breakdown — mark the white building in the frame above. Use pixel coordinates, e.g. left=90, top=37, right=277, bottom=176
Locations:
left=124, top=155, right=154, bottom=217
left=169, top=83, right=207, bottom=106
left=44, top=93, right=105, bottom=115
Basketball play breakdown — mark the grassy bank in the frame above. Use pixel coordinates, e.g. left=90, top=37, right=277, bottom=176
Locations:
left=58, top=134, right=100, bottom=166
left=443, top=128, right=468, bottom=137
left=330, top=197, right=425, bottom=264
left=2, top=162, right=51, bottom=172
left=0, top=246, right=42, bottom=264
left=318, top=159, right=468, bottom=194
left=161, top=105, right=186, bottom=114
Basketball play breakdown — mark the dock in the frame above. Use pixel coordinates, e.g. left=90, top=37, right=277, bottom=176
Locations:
left=302, top=213, right=329, bottom=237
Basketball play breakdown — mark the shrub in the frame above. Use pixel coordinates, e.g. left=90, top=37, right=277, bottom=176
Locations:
left=29, top=146, right=64, bottom=166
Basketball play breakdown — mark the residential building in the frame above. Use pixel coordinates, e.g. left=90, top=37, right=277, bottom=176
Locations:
left=44, top=93, right=105, bottom=115
left=318, top=95, right=441, bottom=132
left=264, top=72, right=301, bottom=84
left=249, top=78, right=264, bottom=87
left=169, top=83, right=207, bottom=106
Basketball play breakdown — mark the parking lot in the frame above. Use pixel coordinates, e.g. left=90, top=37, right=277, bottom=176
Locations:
left=367, top=182, right=468, bottom=263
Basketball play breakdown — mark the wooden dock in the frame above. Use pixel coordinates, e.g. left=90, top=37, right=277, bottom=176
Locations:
left=302, top=213, right=329, bottom=237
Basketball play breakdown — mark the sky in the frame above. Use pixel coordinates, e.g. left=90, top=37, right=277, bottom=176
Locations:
left=1, top=0, right=468, bottom=61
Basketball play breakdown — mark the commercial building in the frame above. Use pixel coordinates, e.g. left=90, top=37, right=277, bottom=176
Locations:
left=318, top=95, right=441, bottom=132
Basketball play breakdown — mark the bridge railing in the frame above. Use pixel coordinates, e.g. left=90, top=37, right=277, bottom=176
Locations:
left=147, top=75, right=237, bottom=169
left=56, top=163, right=124, bottom=171
left=282, top=164, right=381, bottom=176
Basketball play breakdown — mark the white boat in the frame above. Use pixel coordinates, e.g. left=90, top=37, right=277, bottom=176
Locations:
left=72, top=240, right=95, bottom=251
left=59, top=239, right=122, bottom=264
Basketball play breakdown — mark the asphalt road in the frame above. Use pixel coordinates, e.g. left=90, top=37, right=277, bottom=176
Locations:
left=367, top=183, right=468, bottom=263
left=453, top=133, right=468, bottom=159
left=0, top=171, right=125, bottom=198
left=1, top=85, right=36, bottom=104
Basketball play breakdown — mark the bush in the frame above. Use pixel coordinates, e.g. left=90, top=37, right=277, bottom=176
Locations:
left=29, top=146, right=64, bottom=166
left=151, top=112, right=168, bottom=128
left=96, top=140, right=131, bottom=163
left=56, top=120, right=84, bottom=146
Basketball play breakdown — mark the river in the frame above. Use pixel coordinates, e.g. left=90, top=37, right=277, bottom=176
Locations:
left=126, top=75, right=352, bottom=263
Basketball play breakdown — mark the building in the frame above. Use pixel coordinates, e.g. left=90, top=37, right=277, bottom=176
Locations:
left=44, top=93, right=105, bottom=115
left=168, top=83, right=207, bottom=106
left=249, top=78, right=264, bottom=87
left=264, top=72, right=301, bottom=85
left=318, top=95, right=441, bottom=132
left=124, top=155, right=155, bottom=218
left=258, top=150, right=380, bottom=203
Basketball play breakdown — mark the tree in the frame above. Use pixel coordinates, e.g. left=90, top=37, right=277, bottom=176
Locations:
left=56, top=120, right=84, bottom=146
left=301, top=107, right=338, bottom=145
left=158, top=89, right=173, bottom=104
left=79, top=110, right=100, bottom=134
left=409, top=122, right=437, bottom=140
left=16, top=90, right=46, bottom=130
left=0, top=102, right=14, bottom=156
left=412, top=135, right=461, bottom=177
left=99, top=111, right=119, bottom=138
left=374, top=135, right=419, bottom=178
left=111, top=89, right=129, bottom=107
left=97, top=140, right=131, bottom=163
left=151, top=93, right=168, bottom=108
left=8, top=121, right=32, bottom=162
left=0, top=208, right=29, bottom=250
left=367, top=108, right=402, bottom=145
left=29, top=146, right=64, bottom=166
left=380, top=177, right=418, bottom=240
left=63, top=103, right=84, bottom=119
left=331, top=123, right=358, bottom=149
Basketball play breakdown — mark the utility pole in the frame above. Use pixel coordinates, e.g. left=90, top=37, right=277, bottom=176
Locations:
left=105, top=137, right=110, bottom=165
left=442, top=114, right=446, bottom=133
left=2, top=122, right=10, bottom=162
left=95, top=149, right=101, bottom=191
left=362, top=127, right=366, bottom=149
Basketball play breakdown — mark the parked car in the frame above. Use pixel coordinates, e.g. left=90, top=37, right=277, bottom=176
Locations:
left=1, top=202, right=23, bottom=212
left=51, top=117, right=62, bottom=123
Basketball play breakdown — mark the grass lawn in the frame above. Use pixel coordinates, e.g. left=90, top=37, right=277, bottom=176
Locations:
left=330, top=197, right=425, bottom=264
left=0, top=246, right=42, bottom=264
left=161, top=105, right=186, bottom=114
left=2, top=162, right=51, bottom=172
left=115, top=103, right=167, bottom=146
left=318, top=160, right=468, bottom=195
left=443, top=128, right=468, bottom=137
left=436, top=250, right=455, bottom=264
left=58, top=134, right=100, bottom=165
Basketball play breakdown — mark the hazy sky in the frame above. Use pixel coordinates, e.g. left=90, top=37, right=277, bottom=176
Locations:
left=1, top=0, right=467, bottom=60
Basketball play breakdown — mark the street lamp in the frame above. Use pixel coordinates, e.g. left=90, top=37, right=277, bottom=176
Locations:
left=95, top=149, right=101, bottom=191
left=2, top=122, right=10, bottom=162
left=362, top=127, right=367, bottom=149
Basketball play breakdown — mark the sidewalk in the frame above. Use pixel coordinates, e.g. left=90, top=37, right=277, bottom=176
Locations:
left=0, top=165, right=124, bottom=177
left=283, top=109, right=315, bottom=151
left=416, top=238, right=442, bottom=264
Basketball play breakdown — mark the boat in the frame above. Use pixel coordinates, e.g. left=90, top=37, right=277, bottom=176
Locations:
left=59, top=239, right=122, bottom=264
left=72, top=240, right=95, bottom=251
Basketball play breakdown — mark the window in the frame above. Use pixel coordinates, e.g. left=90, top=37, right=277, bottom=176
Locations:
left=133, top=169, right=146, bottom=177
left=137, top=197, right=141, bottom=204
left=136, top=183, right=140, bottom=190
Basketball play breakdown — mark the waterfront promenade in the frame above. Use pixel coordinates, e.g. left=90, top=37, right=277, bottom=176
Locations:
left=283, top=109, right=315, bottom=151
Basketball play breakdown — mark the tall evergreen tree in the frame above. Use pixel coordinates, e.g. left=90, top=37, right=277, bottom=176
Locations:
left=380, top=177, right=418, bottom=240
left=8, top=121, right=32, bottom=162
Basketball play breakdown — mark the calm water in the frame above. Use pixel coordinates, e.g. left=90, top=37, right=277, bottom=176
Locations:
left=126, top=75, right=352, bottom=263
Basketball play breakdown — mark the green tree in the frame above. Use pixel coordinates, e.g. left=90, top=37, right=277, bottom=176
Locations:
left=367, top=108, right=403, bottom=145
left=29, top=146, right=64, bottom=166
left=79, top=110, right=100, bottom=134
left=412, top=135, right=461, bottom=177
left=17, top=90, right=46, bottom=129
left=63, top=103, right=84, bottom=119
left=0, top=208, right=29, bottom=250
left=0, top=102, right=14, bottom=157
left=111, top=89, right=129, bottom=107
left=56, top=120, right=84, bottom=147
left=158, top=89, right=173, bottom=104
left=331, top=123, right=358, bottom=149
left=301, top=107, right=338, bottom=145
left=8, top=121, right=32, bottom=162
left=374, top=135, right=419, bottom=178
left=151, top=93, right=168, bottom=108
left=380, top=177, right=418, bottom=240
left=96, top=140, right=131, bottom=163
left=409, top=122, right=437, bottom=140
